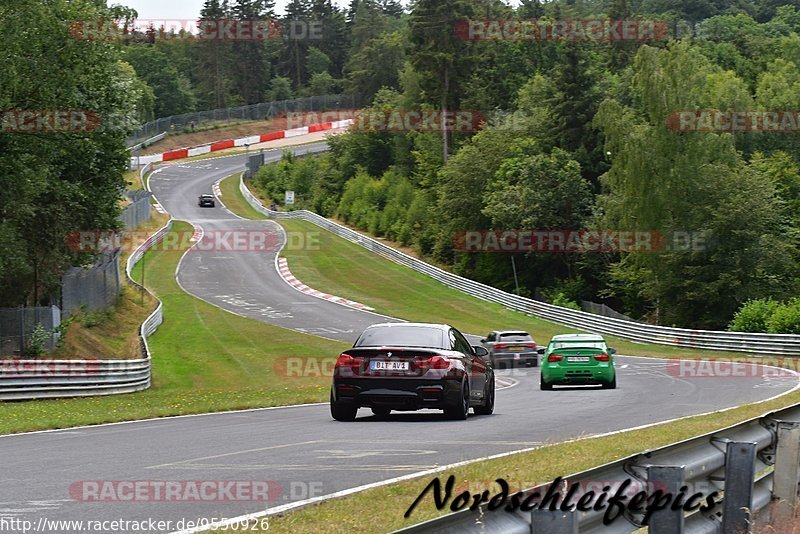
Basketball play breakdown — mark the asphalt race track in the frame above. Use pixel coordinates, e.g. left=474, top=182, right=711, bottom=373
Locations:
left=1, top=147, right=797, bottom=532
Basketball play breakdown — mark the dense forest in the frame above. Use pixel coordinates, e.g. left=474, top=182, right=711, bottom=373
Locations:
left=1, top=0, right=799, bottom=331
left=249, top=0, right=800, bottom=330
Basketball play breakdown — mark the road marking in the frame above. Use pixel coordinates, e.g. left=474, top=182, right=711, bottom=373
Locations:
left=317, top=449, right=438, bottom=459
left=147, top=441, right=321, bottom=469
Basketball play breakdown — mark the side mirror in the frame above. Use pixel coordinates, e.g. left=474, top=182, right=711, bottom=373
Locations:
left=537, top=348, right=546, bottom=355
left=480, top=338, right=487, bottom=343
left=473, top=346, right=489, bottom=358
left=608, top=348, right=617, bottom=355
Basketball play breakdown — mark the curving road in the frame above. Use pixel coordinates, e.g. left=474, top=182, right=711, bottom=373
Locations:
left=1, top=145, right=797, bottom=533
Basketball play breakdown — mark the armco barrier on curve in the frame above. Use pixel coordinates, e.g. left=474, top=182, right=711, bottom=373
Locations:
left=0, top=216, right=173, bottom=401
left=395, top=402, right=800, bottom=533
left=239, top=176, right=800, bottom=356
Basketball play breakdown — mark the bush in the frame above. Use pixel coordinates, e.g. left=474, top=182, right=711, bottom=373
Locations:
left=550, top=292, right=581, bottom=310
left=25, top=324, right=50, bottom=358
left=767, top=299, right=800, bottom=334
left=729, top=298, right=781, bottom=332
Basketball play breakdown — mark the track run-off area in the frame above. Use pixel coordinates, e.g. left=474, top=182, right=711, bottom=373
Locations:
left=1, top=143, right=797, bottom=532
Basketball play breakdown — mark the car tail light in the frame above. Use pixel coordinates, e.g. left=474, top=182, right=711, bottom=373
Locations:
left=524, top=343, right=536, bottom=349
left=494, top=343, right=508, bottom=349
left=595, top=353, right=610, bottom=362
left=417, top=355, right=450, bottom=371
left=335, top=353, right=364, bottom=376
left=548, top=353, right=563, bottom=362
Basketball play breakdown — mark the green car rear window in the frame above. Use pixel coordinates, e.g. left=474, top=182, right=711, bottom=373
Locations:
left=550, top=342, right=607, bottom=350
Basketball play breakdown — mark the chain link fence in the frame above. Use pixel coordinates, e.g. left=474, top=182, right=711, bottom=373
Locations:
left=62, top=250, right=122, bottom=316
left=0, top=306, right=61, bottom=357
left=581, top=300, right=638, bottom=322
left=126, top=94, right=358, bottom=147
left=119, top=191, right=153, bottom=230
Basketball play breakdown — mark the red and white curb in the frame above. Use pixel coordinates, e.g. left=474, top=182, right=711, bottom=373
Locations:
left=277, top=258, right=374, bottom=311
left=212, top=182, right=222, bottom=197
left=189, top=224, right=203, bottom=243
left=132, top=119, right=353, bottom=167
left=153, top=203, right=167, bottom=214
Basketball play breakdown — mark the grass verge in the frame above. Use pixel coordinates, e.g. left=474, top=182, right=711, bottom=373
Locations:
left=0, top=221, right=347, bottom=435
left=52, top=211, right=168, bottom=360
left=222, top=174, right=765, bottom=362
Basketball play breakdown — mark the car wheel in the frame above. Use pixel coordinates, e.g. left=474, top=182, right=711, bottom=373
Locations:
left=473, top=375, right=495, bottom=416
left=602, top=377, right=617, bottom=390
left=330, top=391, right=357, bottom=421
left=540, top=379, right=553, bottom=391
left=444, top=380, right=470, bottom=420
left=371, top=408, right=391, bottom=418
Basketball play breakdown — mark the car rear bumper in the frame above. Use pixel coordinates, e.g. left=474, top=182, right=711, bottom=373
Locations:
left=332, top=377, right=463, bottom=411
left=542, top=364, right=614, bottom=384
left=493, top=351, right=537, bottom=364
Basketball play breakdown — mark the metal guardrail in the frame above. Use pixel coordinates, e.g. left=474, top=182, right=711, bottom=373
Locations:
left=0, top=218, right=173, bottom=401
left=127, top=94, right=356, bottom=146
left=394, top=402, right=800, bottom=533
left=239, top=176, right=800, bottom=356
left=128, top=131, right=167, bottom=155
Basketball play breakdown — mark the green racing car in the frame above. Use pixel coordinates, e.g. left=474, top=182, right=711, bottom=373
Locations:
left=538, top=334, right=617, bottom=390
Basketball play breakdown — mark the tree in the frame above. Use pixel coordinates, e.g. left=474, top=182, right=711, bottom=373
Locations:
left=409, top=0, right=475, bottom=162
left=309, top=71, right=335, bottom=94
left=268, top=76, right=293, bottom=100
left=0, top=0, right=133, bottom=305
left=306, top=46, right=331, bottom=74
left=595, top=43, right=798, bottom=327
left=547, top=43, right=606, bottom=187
left=193, top=0, right=235, bottom=109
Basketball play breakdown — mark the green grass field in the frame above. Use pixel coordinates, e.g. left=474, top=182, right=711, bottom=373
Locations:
left=222, top=174, right=758, bottom=362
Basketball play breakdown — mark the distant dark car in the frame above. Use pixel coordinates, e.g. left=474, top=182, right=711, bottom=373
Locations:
left=330, top=323, right=495, bottom=421
left=481, top=330, right=538, bottom=367
left=198, top=194, right=215, bottom=207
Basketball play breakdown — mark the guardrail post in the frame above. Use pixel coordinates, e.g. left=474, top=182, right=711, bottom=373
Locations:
left=530, top=509, right=578, bottom=533
left=647, top=465, right=685, bottom=533
left=772, top=422, right=800, bottom=521
left=722, top=441, right=757, bottom=534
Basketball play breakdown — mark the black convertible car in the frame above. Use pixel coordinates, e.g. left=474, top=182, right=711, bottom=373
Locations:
left=330, top=323, right=495, bottom=421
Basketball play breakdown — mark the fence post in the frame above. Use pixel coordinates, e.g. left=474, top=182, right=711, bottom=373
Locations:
left=722, top=441, right=757, bottom=534
left=530, top=509, right=578, bottom=534
left=772, top=422, right=800, bottom=521
left=18, top=306, right=24, bottom=356
left=647, top=465, right=685, bottom=533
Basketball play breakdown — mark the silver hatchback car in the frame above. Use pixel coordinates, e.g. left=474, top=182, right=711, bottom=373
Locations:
left=480, top=330, right=538, bottom=368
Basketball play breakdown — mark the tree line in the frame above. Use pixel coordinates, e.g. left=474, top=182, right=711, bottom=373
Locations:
left=252, top=0, right=800, bottom=330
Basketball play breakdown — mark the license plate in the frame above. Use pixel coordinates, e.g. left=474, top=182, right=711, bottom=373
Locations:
left=510, top=347, right=524, bottom=351
left=370, top=361, right=409, bottom=371
left=567, top=357, right=590, bottom=363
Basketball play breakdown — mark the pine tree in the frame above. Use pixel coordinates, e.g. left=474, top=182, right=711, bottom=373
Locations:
left=195, top=0, right=233, bottom=108
left=409, top=0, right=475, bottom=162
